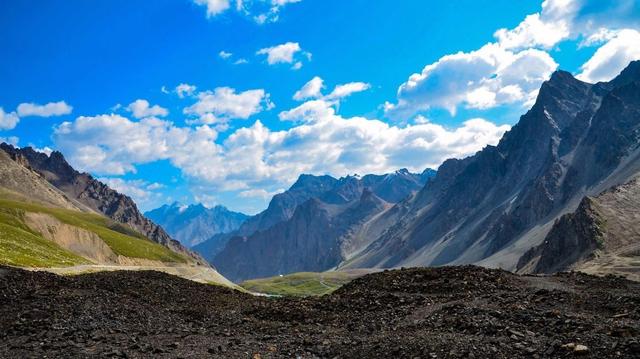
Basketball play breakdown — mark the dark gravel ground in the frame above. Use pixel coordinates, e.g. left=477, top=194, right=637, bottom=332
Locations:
left=1, top=265, right=639, bottom=358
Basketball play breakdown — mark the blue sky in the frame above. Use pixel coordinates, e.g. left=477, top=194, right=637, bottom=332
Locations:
left=1, top=0, right=639, bottom=214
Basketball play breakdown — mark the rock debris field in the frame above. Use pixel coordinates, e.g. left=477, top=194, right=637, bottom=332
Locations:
left=1, top=265, right=639, bottom=358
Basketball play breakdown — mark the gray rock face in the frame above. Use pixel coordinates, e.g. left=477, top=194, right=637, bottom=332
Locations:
left=145, top=203, right=248, bottom=248
left=215, top=189, right=389, bottom=282
left=516, top=197, right=603, bottom=274
left=343, top=61, right=640, bottom=272
left=204, top=169, right=433, bottom=281
left=519, top=175, right=640, bottom=279
left=0, top=144, right=202, bottom=263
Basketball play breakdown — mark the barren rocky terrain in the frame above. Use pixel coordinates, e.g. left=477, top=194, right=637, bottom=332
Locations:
left=1, top=265, right=639, bottom=358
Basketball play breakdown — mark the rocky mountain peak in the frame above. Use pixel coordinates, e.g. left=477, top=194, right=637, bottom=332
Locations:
left=290, top=174, right=338, bottom=191
left=357, top=187, right=387, bottom=210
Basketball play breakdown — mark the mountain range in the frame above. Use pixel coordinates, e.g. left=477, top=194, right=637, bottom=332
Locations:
left=198, top=61, right=640, bottom=283
left=145, top=203, right=248, bottom=248
left=200, top=168, right=436, bottom=281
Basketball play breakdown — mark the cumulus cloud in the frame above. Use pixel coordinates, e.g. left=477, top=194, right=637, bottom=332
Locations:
left=184, top=87, right=274, bottom=127
left=193, top=0, right=303, bottom=23
left=0, top=136, right=19, bottom=146
left=577, top=29, right=640, bottom=83
left=292, top=76, right=371, bottom=103
left=16, top=101, right=72, bottom=118
left=495, top=0, right=640, bottom=50
left=279, top=100, right=336, bottom=122
left=193, top=0, right=230, bottom=17
left=53, top=114, right=221, bottom=176
left=251, top=0, right=303, bottom=24
left=218, top=50, right=248, bottom=65
left=126, top=99, right=169, bottom=119
left=326, top=82, right=371, bottom=100
left=0, top=108, right=20, bottom=130
left=257, top=42, right=311, bottom=69
left=53, top=107, right=510, bottom=195
left=386, top=44, right=557, bottom=118
left=385, top=0, right=640, bottom=119
left=98, top=177, right=165, bottom=209
left=175, top=83, right=197, bottom=98
left=293, top=76, right=324, bottom=100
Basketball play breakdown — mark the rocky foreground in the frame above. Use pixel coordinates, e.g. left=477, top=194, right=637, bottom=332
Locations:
left=1, top=266, right=639, bottom=358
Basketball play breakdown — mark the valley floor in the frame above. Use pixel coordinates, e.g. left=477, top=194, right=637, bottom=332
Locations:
left=1, top=265, right=639, bottom=358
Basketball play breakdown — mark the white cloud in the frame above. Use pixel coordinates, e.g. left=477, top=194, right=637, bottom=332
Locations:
left=193, top=193, right=219, bottom=208
left=219, top=51, right=249, bottom=65
left=196, top=0, right=303, bottom=23
left=257, top=42, right=300, bottom=64
left=53, top=105, right=510, bottom=196
left=53, top=114, right=221, bottom=176
left=34, top=146, right=53, bottom=156
left=250, top=0, right=303, bottom=24
left=257, top=42, right=311, bottom=69
left=494, top=4, right=573, bottom=50
left=219, top=50, right=233, bottom=59
left=577, top=29, right=640, bottom=83
left=98, top=177, right=164, bottom=209
left=176, top=83, right=197, bottom=98
left=0, top=136, right=19, bottom=146
left=386, top=43, right=557, bottom=118
left=279, top=100, right=336, bottom=122
left=16, top=101, right=72, bottom=118
left=495, top=0, right=640, bottom=50
left=126, top=99, right=169, bottom=119
left=293, top=76, right=371, bottom=103
left=271, top=0, right=302, bottom=5
left=193, top=0, right=230, bottom=17
left=0, top=108, right=20, bottom=130
left=293, top=76, right=324, bottom=100
left=184, top=87, right=274, bottom=125
left=239, top=188, right=283, bottom=199
left=326, top=82, right=371, bottom=100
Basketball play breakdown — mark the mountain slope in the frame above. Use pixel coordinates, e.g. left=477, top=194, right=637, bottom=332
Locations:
left=211, top=169, right=433, bottom=281
left=344, top=61, right=640, bottom=274
left=0, top=144, right=240, bottom=286
left=0, top=144, right=199, bottom=261
left=193, top=174, right=340, bottom=259
left=0, top=149, right=188, bottom=265
left=518, top=175, right=640, bottom=280
left=0, top=149, right=85, bottom=211
left=194, top=169, right=432, bottom=264
left=145, top=203, right=248, bottom=248
left=216, top=189, right=391, bottom=281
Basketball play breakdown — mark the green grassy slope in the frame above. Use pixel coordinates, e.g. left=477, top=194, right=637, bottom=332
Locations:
left=240, top=271, right=365, bottom=297
left=0, top=199, right=188, bottom=265
left=0, top=207, right=89, bottom=267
